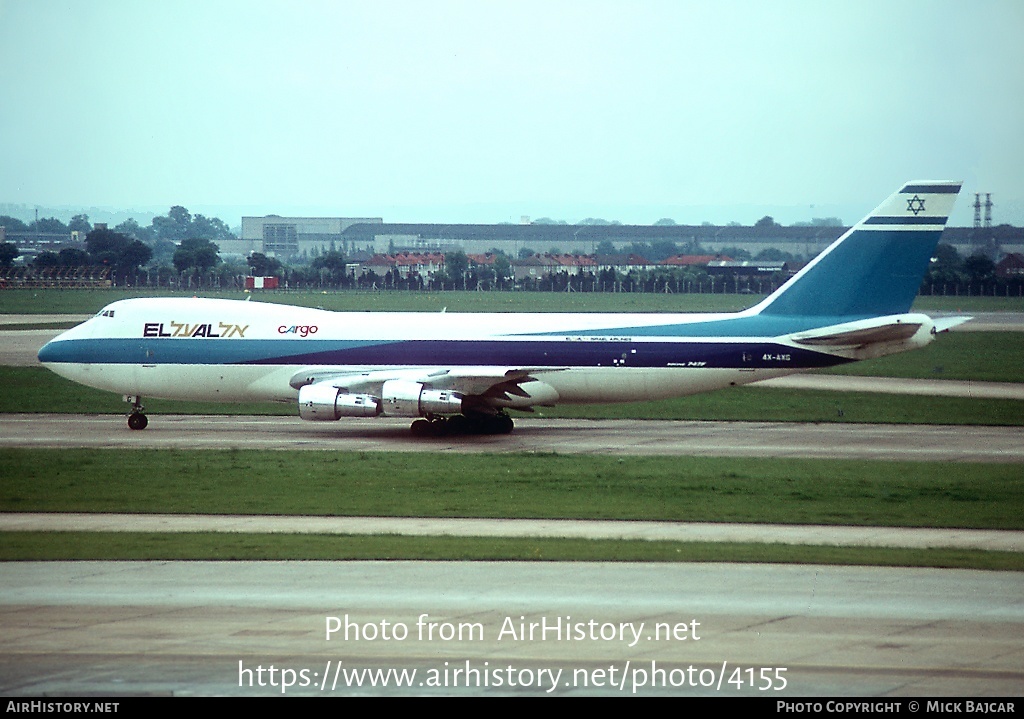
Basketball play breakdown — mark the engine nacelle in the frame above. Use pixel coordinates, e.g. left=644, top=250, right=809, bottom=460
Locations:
left=298, top=383, right=381, bottom=421
left=381, top=379, right=463, bottom=417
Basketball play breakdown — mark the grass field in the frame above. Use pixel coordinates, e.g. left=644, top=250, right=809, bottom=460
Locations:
left=1, top=532, right=1018, bottom=570
left=4, top=536, right=1019, bottom=569
left=1, top=288, right=756, bottom=314
left=2, top=287, right=1023, bottom=315
left=820, top=332, right=1024, bottom=383
left=5, top=449, right=1019, bottom=528
left=2, top=448, right=1021, bottom=568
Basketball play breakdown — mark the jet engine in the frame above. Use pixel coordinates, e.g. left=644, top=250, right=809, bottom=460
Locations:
left=297, top=380, right=463, bottom=421
left=298, top=383, right=381, bottom=421
left=381, top=380, right=463, bottom=417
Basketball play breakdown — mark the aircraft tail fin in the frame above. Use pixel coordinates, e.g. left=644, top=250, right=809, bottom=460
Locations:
left=752, top=181, right=962, bottom=319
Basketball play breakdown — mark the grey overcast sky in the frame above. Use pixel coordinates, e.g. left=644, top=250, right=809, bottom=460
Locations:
left=2, top=0, right=1022, bottom=226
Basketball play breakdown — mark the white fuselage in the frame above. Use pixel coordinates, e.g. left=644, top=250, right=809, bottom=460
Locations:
left=38, top=297, right=937, bottom=410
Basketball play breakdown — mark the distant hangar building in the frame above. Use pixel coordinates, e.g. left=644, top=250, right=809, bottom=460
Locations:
left=228, top=216, right=1024, bottom=263
left=230, top=216, right=384, bottom=260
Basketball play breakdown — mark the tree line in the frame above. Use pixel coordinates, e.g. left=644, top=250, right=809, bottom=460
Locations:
left=1, top=207, right=1020, bottom=296
left=919, top=243, right=1021, bottom=296
left=0, top=207, right=230, bottom=285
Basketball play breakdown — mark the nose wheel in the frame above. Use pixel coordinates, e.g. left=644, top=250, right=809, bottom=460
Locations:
left=128, top=412, right=149, bottom=430
left=125, top=395, right=149, bottom=430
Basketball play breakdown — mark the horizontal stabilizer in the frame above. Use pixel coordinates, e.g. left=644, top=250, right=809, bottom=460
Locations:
left=792, top=321, right=921, bottom=349
left=931, top=315, right=973, bottom=333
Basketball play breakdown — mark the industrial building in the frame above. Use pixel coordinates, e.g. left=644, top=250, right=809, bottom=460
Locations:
left=228, top=216, right=384, bottom=260
left=228, top=218, right=1024, bottom=262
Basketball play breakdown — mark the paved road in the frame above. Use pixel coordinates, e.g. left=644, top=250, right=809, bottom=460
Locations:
left=0, top=330, right=60, bottom=366
left=935, top=311, right=1024, bottom=331
left=0, top=314, right=92, bottom=326
left=3, top=413, right=1022, bottom=462
left=4, top=513, right=1022, bottom=552
left=1, top=561, right=1020, bottom=696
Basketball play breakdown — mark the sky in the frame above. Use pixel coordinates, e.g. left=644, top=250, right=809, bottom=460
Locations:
left=1, top=0, right=1023, bottom=228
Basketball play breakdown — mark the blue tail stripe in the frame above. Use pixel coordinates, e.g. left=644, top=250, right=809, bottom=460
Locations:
left=900, top=184, right=961, bottom=194
left=758, top=229, right=943, bottom=317
left=863, top=216, right=948, bottom=225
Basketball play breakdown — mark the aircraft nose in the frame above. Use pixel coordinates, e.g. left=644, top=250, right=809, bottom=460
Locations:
left=38, top=337, right=64, bottom=364
left=38, top=324, right=86, bottom=364
left=38, top=318, right=97, bottom=364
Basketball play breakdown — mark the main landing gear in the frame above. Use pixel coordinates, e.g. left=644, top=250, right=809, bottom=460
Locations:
left=410, top=413, right=514, bottom=437
left=125, top=395, right=149, bottom=430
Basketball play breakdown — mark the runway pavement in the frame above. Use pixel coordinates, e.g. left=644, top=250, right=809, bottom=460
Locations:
left=3, top=512, right=1021, bottom=552
left=935, top=311, right=1024, bottom=332
left=0, top=329, right=62, bottom=366
left=3, top=413, right=1022, bottom=462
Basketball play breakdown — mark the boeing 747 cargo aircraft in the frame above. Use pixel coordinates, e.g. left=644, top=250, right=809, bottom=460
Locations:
left=39, top=181, right=966, bottom=435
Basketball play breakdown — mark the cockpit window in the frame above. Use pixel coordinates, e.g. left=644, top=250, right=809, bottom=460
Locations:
left=96, top=309, right=115, bottom=318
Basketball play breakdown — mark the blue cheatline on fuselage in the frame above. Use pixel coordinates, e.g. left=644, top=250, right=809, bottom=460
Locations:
left=236, top=339, right=844, bottom=369
left=36, top=335, right=848, bottom=370
left=37, top=336, right=390, bottom=366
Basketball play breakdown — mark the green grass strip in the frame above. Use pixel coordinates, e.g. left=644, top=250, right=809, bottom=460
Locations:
left=820, top=332, right=1024, bottom=383
left=2, top=449, right=1021, bottom=530
left=2, top=288, right=1022, bottom=315
left=1, top=532, right=1020, bottom=570
left=1, top=288, right=757, bottom=314
left=1, top=366, right=290, bottom=416
left=534, top=387, right=1024, bottom=425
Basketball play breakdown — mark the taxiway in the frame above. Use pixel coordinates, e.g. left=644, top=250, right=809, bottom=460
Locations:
left=3, top=413, right=1022, bottom=462
left=1, top=561, right=1021, bottom=696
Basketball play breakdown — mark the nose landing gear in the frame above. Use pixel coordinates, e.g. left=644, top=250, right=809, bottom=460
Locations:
left=125, top=395, right=149, bottom=430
